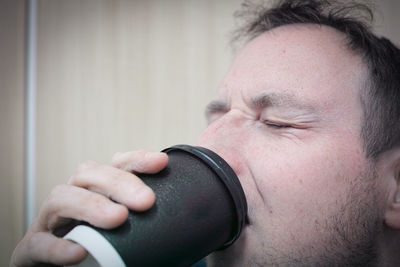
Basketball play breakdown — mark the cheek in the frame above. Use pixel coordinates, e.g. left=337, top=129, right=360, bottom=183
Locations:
left=247, top=135, right=368, bottom=218
left=243, top=136, right=373, bottom=251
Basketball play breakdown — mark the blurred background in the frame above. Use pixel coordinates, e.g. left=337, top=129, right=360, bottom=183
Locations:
left=1, top=0, right=399, bottom=265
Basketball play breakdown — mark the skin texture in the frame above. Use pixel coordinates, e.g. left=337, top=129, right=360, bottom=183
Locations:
left=197, top=25, right=388, bottom=266
left=11, top=24, right=400, bottom=266
left=10, top=151, right=168, bottom=266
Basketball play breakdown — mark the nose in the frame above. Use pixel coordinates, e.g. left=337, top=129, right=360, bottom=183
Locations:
left=196, top=113, right=245, bottom=176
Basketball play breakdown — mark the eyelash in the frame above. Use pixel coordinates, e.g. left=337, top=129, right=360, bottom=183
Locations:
left=264, top=122, right=292, bottom=129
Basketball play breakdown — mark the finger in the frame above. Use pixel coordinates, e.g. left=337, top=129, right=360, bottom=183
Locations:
left=111, top=150, right=168, bottom=173
left=11, top=232, right=87, bottom=267
left=69, top=161, right=155, bottom=211
left=39, top=184, right=129, bottom=231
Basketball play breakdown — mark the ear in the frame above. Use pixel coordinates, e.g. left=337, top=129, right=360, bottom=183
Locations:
left=382, top=147, right=400, bottom=229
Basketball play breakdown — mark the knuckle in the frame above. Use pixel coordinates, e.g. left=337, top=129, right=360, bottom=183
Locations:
left=48, top=184, right=67, bottom=200
left=131, top=150, right=149, bottom=166
left=28, top=232, right=40, bottom=248
left=26, top=232, right=42, bottom=256
left=135, top=149, right=148, bottom=156
left=69, top=160, right=97, bottom=185
left=111, top=152, right=123, bottom=164
left=128, top=150, right=148, bottom=161
left=67, top=174, right=77, bottom=185
left=112, top=150, right=150, bottom=171
left=44, top=239, right=62, bottom=263
left=68, top=172, right=82, bottom=186
left=78, top=160, right=97, bottom=172
left=42, top=184, right=68, bottom=219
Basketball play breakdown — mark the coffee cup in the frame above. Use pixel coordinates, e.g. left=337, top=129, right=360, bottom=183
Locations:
left=64, top=145, right=247, bottom=267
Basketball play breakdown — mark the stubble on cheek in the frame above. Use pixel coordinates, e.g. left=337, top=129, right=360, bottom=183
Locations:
left=323, top=164, right=383, bottom=265
left=280, top=163, right=383, bottom=267
left=226, top=163, right=383, bottom=267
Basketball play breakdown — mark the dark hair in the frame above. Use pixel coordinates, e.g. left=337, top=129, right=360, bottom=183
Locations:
left=233, top=0, right=400, bottom=159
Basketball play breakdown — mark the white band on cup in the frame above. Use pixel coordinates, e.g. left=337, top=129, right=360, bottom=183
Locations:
left=63, top=225, right=126, bottom=267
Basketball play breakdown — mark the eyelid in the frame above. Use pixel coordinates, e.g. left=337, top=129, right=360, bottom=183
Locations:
left=263, top=121, right=292, bottom=129
left=263, top=119, right=310, bottom=130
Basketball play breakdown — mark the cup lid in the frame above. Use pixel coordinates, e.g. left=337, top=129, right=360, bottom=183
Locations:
left=162, top=145, right=248, bottom=248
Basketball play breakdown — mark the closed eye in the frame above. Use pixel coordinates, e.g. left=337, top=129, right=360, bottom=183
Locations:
left=264, top=121, right=292, bottom=129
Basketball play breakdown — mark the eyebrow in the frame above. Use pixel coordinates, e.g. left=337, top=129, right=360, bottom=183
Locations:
left=204, top=91, right=317, bottom=120
left=250, top=92, right=316, bottom=112
left=205, top=100, right=229, bottom=119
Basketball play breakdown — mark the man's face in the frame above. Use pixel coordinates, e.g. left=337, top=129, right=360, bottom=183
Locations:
left=197, top=25, right=386, bottom=266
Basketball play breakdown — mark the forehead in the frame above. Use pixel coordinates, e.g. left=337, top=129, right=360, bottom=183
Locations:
left=219, top=24, right=367, bottom=113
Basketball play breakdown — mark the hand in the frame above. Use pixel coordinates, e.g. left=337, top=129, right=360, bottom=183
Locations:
left=10, top=150, right=168, bottom=267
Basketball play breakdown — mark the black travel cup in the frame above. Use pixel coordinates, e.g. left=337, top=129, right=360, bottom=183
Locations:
left=64, top=145, right=247, bottom=267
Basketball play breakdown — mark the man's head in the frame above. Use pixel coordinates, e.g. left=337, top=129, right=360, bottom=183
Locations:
left=195, top=0, right=400, bottom=266
left=232, top=0, right=400, bottom=160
